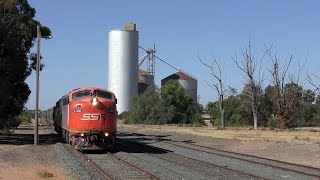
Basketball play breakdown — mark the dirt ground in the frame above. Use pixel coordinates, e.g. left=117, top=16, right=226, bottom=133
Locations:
left=0, top=122, right=65, bottom=180
left=0, top=121, right=319, bottom=180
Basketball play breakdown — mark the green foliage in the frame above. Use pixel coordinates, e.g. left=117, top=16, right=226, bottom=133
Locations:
left=204, top=82, right=320, bottom=128
left=37, top=169, right=54, bottom=178
left=16, top=110, right=32, bottom=125
left=0, top=0, right=52, bottom=130
left=267, top=116, right=277, bottom=129
left=118, top=111, right=128, bottom=120
left=124, top=83, right=203, bottom=125
left=292, top=102, right=317, bottom=127
left=302, top=89, right=315, bottom=103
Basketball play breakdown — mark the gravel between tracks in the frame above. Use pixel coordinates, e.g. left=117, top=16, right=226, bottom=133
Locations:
left=54, top=143, right=103, bottom=180
left=118, top=122, right=320, bottom=169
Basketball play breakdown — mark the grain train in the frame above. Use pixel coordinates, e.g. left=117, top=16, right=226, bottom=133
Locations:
left=41, top=87, right=117, bottom=150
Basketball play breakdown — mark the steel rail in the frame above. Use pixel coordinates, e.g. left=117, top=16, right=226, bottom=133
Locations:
left=164, top=141, right=320, bottom=179
left=180, top=141, right=320, bottom=171
left=116, top=138, right=264, bottom=180
left=106, top=152, right=159, bottom=180
left=75, top=150, right=113, bottom=180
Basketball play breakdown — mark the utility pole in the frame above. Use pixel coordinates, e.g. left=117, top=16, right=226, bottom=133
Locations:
left=34, top=25, right=41, bottom=145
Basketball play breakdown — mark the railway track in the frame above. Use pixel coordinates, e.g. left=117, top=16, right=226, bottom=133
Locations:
left=71, top=135, right=320, bottom=180
left=161, top=140, right=320, bottom=179
left=116, top=138, right=264, bottom=180
left=76, top=150, right=159, bottom=180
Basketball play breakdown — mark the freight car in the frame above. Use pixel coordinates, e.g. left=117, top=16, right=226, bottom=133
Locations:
left=41, top=87, right=117, bottom=150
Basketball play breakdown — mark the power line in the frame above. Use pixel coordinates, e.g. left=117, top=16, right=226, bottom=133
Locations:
left=139, top=46, right=179, bottom=71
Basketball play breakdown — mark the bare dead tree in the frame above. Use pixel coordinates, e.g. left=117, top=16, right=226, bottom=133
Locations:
left=232, top=41, right=266, bottom=129
left=198, top=53, right=225, bottom=129
left=307, top=72, right=320, bottom=93
left=267, top=47, right=303, bottom=128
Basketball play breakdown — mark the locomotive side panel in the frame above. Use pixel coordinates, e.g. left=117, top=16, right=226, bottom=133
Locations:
left=61, top=95, right=70, bottom=131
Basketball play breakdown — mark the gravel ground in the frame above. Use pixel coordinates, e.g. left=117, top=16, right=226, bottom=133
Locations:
left=115, top=140, right=258, bottom=180
left=149, top=141, right=317, bottom=180
left=86, top=152, right=155, bottom=180
left=118, top=123, right=320, bottom=169
left=1, top=121, right=319, bottom=180
left=114, top=142, right=214, bottom=180
left=0, top=124, right=104, bottom=180
left=54, top=143, right=103, bottom=180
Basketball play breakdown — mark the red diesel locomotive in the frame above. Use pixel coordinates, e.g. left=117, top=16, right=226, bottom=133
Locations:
left=41, top=87, right=117, bottom=150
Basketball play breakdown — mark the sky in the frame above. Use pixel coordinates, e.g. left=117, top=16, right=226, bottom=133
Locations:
left=26, top=0, right=320, bottom=110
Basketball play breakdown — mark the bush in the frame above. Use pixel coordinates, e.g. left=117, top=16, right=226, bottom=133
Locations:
left=311, top=115, right=320, bottom=126
left=124, top=83, right=203, bottom=125
left=267, top=116, right=277, bottom=129
left=118, top=111, right=128, bottom=120
left=16, top=112, right=32, bottom=125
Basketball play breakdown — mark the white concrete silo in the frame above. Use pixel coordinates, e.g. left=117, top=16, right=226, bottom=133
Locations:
left=108, top=23, right=138, bottom=114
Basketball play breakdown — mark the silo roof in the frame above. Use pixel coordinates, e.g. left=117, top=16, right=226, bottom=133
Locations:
left=175, top=71, right=194, bottom=80
left=162, top=71, right=195, bottom=82
left=139, top=69, right=152, bottom=76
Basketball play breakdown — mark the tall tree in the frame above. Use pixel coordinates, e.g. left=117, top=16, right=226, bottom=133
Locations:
left=0, top=0, right=52, bottom=130
left=198, top=54, right=225, bottom=129
left=161, top=82, right=198, bottom=124
left=267, top=48, right=303, bottom=128
left=232, top=41, right=265, bottom=129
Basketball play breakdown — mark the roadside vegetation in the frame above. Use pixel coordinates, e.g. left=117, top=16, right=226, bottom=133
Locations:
left=204, top=84, right=320, bottom=128
left=0, top=0, right=52, bottom=131
left=200, top=42, right=320, bottom=129
left=37, top=169, right=54, bottom=178
left=121, top=83, right=204, bottom=126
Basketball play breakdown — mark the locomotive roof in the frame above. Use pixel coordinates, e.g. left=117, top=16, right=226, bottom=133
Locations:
left=69, top=87, right=113, bottom=94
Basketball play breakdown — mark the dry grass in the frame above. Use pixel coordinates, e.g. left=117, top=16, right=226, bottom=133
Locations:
left=37, top=169, right=54, bottom=178
left=120, top=123, right=320, bottom=144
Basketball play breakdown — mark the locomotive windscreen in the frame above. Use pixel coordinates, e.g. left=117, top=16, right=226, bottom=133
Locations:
left=72, top=90, right=91, bottom=100
left=94, top=90, right=112, bottom=100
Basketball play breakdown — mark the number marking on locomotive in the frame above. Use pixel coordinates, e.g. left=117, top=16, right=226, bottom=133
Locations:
left=81, top=113, right=106, bottom=120
left=74, top=108, right=82, bottom=113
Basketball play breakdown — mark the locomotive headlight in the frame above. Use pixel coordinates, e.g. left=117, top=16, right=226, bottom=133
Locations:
left=104, top=132, right=109, bottom=137
left=92, top=97, right=98, bottom=106
left=80, top=133, right=84, bottom=137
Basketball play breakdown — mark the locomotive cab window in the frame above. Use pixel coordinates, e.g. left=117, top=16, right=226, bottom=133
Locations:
left=72, top=90, right=91, bottom=100
left=93, top=90, right=112, bottom=100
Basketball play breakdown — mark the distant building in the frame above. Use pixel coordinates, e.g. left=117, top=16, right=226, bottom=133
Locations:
left=138, top=69, right=154, bottom=94
left=161, top=71, right=198, bottom=102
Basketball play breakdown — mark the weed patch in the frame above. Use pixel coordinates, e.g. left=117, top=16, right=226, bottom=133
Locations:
left=37, top=169, right=54, bottom=178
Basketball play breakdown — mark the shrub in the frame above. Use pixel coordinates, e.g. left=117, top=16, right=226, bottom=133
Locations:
left=124, top=84, right=203, bottom=125
left=118, top=111, right=128, bottom=120
left=267, top=117, right=277, bottom=129
left=37, top=169, right=54, bottom=178
left=16, top=112, right=32, bottom=125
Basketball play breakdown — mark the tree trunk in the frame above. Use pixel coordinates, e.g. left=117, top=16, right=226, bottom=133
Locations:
left=220, top=95, right=225, bottom=129
left=251, top=102, right=258, bottom=129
